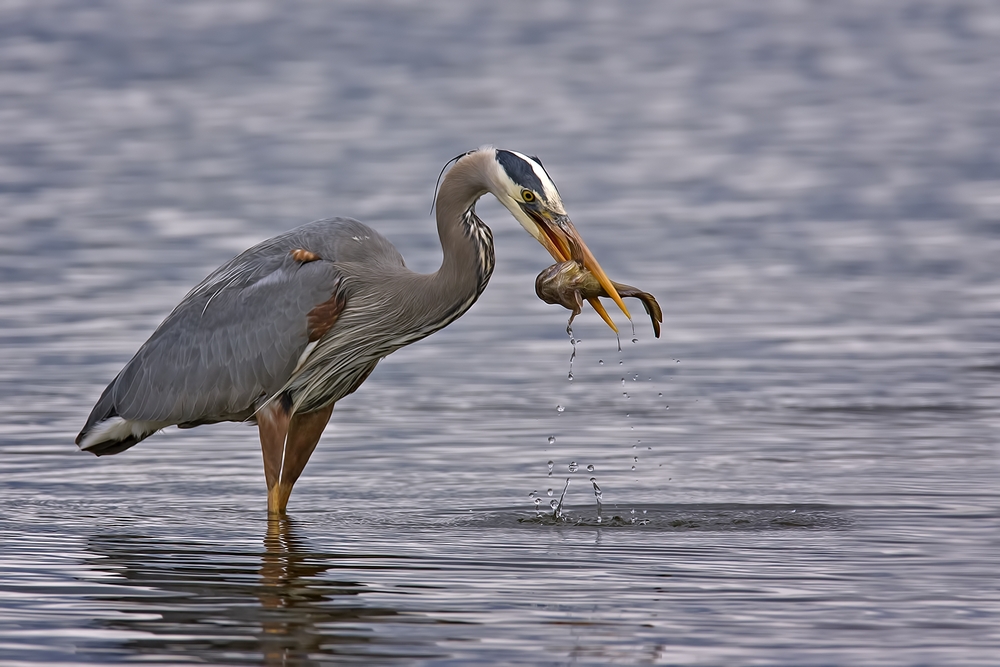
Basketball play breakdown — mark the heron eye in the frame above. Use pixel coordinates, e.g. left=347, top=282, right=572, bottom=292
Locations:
left=521, top=190, right=536, bottom=203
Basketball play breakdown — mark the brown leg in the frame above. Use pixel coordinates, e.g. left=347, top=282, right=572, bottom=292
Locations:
left=269, top=404, right=334, bottom=514
left=257, top=402, right=291, bottom=498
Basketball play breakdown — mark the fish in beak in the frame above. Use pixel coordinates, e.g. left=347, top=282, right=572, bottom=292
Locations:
left=535, top=260, right=662, bottom=338
left=525, top=210, right=631, bottom=333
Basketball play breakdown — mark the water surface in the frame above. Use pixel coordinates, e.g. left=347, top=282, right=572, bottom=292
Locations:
left=2, top=1, right=999, bottom=664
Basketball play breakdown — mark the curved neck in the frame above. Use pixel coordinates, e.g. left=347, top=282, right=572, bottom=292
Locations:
left=427, top=153, right=497, bottom=316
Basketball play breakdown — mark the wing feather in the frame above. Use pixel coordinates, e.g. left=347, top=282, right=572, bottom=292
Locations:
left=81, top=218, right=401, bottom=433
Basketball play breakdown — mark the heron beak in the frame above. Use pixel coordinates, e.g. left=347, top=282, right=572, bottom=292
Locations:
left=528, top=211, right=632, bottom=331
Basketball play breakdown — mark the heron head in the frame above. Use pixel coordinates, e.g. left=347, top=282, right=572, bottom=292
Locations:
left=487, top=148, right=631, bottom=329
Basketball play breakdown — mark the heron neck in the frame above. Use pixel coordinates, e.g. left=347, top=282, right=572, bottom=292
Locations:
left=431, top=157, right=495, bottom=312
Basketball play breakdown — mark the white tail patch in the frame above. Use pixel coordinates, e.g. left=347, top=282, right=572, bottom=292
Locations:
left=78, top=416, right=169, bottom=451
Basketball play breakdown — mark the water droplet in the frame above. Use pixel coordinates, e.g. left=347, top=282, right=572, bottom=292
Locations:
left=586, top=464, right=595, bottom=472
left=658, top=392, right=663, bottom=397
left=556, top=405, right=565, bottom=413
left=547, top=460, right=554, bottom=473
left=620, top=377, right=625, bottom=387
left=665, top=405, right=669, bottom=410
left=626, top=413, right=630, bottom=418
left=567, top=371, right=574, bottom=381
left=634, top=457, right=639, bottom=463
left=568, top=461, right=579, bottom=472
left=534, top=498, right=541, bottom=508
left=547, top=436, right=556, bottom=445
left=647, top=446, right=652, bottom=450
left=633, top=374, right=639, bottom=381
left=631, top=465, right=636, bottom=471
left=549, top=499, right=559, bottom=509
left=570, top=338, right=576, bottom=345
left=632, top=338, right=639, bottom=344
left=598, top=360, right=604, bottom=366
left=642, top=509, right=648, bottom=515
left=528, top=490, right=536, bottom=497
left=623, top=392, right=629, bottom=399
left=547, top=488, right=554, bottom=496
left=632, top=444, right=636, bottom=449
left=619, top=360, right=623, bottom=366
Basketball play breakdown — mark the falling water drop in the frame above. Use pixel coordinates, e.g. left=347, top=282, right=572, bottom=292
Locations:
left=598, top=360, right=604, bottom=366
left=568, top=461, right=579, bottom=472
left=658, top=392, right=663, bottom=397
left=534, top=498, right=541, bottom=509
left=547, top=488, right=554, bottom=497
left=547, top=436, right=556, bottom=445
left=556, top=405, right=565, bottom=413
left=547, top=460, right=554, bottom=477
left=566, top=326, right=577, bottom=381
left=631, top=465, right=636, bottom=471
left=586, top=464, right=595, bottom=472
left=620, top=377, right=625, bottom=387
left=631, top=338, right=638, bottom=344
left=634, top=456, right=639, bottom=463
left=549, top=499, right=559, bottom=509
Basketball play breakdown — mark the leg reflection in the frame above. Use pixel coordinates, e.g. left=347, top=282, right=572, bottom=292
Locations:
left=82, top=521, right=413, bottom=665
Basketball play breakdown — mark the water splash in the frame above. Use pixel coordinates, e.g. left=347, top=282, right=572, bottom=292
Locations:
left=591, top=477, right=603, bottom=524
left=553, top=478, right=571, bottom=519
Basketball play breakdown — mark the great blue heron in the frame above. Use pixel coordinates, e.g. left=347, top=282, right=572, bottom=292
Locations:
left=76, top=147, right=633, bottom=514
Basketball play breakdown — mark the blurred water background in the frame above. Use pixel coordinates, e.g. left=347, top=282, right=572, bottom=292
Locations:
left=2, top=1, right=999, bottom=664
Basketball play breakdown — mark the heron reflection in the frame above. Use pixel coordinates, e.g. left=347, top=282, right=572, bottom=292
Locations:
left=84, top=519, right=431, bottom=664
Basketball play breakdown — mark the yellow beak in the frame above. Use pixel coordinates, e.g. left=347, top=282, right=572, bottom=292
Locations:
left=530, top=212, right=631, bottom=333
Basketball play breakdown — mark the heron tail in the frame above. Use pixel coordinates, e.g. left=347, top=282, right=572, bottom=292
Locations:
left=75, top=383, right=162, bottom=456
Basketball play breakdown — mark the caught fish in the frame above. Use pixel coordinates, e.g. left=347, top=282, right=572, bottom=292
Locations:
left=535, top=260, right=662, bottom=337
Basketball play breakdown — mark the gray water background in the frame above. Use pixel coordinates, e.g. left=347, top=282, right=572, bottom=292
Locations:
left=1, top=1, right=999, bottom=664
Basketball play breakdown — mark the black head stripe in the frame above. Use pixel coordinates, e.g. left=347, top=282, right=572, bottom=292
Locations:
left=496, top=150, right=545, bottom=195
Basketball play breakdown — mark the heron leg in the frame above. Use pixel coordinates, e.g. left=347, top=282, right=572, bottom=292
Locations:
left=267, top=404, right=335, bottom=513
left=257, top=402, right=291, bottom=498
